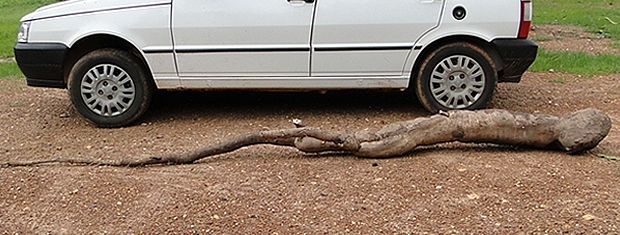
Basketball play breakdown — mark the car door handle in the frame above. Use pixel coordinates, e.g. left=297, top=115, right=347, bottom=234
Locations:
left=288, top=0, right=314, bottom=3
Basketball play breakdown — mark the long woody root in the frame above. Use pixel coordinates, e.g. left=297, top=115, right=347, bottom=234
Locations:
left=1, top=108, right=611, bottom=168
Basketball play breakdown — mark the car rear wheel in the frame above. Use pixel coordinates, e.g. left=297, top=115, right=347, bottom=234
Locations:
left=68, top=49, right=153, bottom=127
left=414, top=42, right=497, bottom=113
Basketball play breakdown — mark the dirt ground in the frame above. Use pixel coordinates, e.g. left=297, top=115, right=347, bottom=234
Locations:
left=1, top=25, right=619, bottom=234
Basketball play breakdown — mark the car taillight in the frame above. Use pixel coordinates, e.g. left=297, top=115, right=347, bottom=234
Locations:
left=518, top=0, right=532, bottom=38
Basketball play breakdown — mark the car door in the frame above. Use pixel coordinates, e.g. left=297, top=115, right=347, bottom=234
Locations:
left=311, top=0, right=444, bottom=77
left=172, top=0, right=315, bottom=78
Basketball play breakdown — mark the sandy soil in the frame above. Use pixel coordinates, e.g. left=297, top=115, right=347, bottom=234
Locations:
left=1, top=25, right=619, bottom=233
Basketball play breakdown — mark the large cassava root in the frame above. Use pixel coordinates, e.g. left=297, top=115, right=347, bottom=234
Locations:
left=1, top=108, right=611, bottom=167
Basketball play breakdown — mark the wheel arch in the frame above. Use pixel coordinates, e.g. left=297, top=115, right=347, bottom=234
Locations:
left=62, top=34, right=153, bottom=86
left=409, top=35, right=504, bottom=87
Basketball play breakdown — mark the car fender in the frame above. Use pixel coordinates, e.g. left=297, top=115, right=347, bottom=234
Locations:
left=25, top=3, right=175, bottom=82
left=402, top=0, right=521, bottom=78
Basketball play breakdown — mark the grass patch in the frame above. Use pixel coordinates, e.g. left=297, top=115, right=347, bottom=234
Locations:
left=611, top=40, right=620, bottom=49
left=535, top=0, right=620, bottom=40
left=0, top=60, right=25, bottom=78
left=0, top=0, right=59, bottom=58
left=530, top=49, right=620, bottom=75
left=0, top=0, right=58, bottom=78
left=548, top=77, right=566, bottom=84
left=8, top=101, right=24, bottom=107
left=596, top=153, right=620, bottom=161
left=533, top=0, right=619, bottom=75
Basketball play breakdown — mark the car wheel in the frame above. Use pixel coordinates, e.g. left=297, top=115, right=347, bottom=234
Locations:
left=68, top=49, right=153, bottom=127
left=414, top=42, right=497, bottom=113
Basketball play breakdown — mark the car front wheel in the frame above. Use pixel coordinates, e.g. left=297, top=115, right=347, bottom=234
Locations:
left=68, top=49, right=153, bottom=127
left=414, top=42, right=497, bottom=113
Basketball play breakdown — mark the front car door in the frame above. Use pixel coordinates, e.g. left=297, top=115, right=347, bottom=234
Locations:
left=172, top=0, right=315, bottom=85
left=311, top=0, right=444, bottom=77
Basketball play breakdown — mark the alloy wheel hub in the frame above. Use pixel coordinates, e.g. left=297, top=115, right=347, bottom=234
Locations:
left=430, top=55, right=486, bottom=109
left=80, top=64, right=136, bottom=117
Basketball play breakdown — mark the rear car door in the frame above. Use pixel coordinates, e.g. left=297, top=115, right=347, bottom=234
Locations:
left=172, top=0, right=315, bottom=78
left=311, top=0, right=444, bottom=77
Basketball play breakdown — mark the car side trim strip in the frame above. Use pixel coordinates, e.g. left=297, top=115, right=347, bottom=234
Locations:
left=168, top=44, right=311, bottom=54
left=174, top=47, right=310, bottom=53
left=313, top=45, right=413, bottom=52
left=144, top=44, right=416, bottom=54
left=143, top=48, right=174, bottom=54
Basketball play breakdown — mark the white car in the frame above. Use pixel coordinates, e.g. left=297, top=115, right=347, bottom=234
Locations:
left=15, top=0, right=537, bottom=127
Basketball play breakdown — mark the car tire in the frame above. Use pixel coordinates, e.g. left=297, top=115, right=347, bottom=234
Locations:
left=68, top=49, right=153, bottom=128
left=414, top=42, right=497, bottom=113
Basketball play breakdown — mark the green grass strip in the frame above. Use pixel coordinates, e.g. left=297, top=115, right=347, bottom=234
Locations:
left=597, top=153, right=620, bottom=161
left=535, top=0, right=620, bottom=40
left=0, top=0, right=59, bottom=58
left=530, top=49, right=620, bottom=75
left=0, top=60, right=25, bottom=79
left=0, top=0, right=58, bottom=78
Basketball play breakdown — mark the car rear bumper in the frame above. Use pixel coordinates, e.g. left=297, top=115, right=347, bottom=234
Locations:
left=14, top=43, right=68, bottom=88
left=493, top=39, right=538, bottom=83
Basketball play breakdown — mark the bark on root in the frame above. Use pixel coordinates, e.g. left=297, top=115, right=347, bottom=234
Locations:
left=1, top=108, right=611, bottom=167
